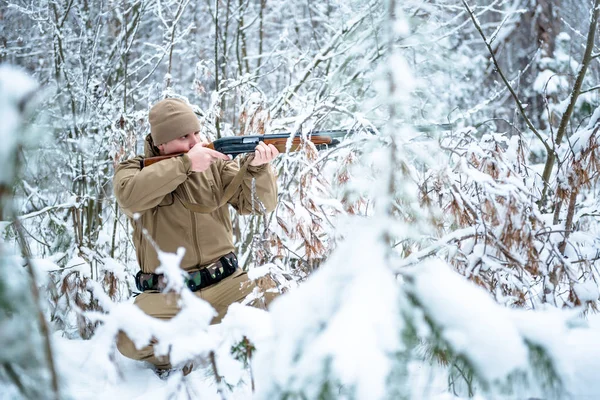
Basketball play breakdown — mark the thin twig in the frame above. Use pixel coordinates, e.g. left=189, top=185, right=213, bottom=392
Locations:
left=209, top=351, right=227, bottom=400
left=243, top=337, right=255, bottom=392
left=559, top=189, right=578, bottom=255
left=270, top=6, right=374, bottom=116
left=165, top=0, right=190, bottom=88
left=394, top=227, right=481, bottom=270
left=580, top=84, right=600, bottom=94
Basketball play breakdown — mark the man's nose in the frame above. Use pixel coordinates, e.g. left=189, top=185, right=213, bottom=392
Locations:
left=188, top=133, right=199, bottom=148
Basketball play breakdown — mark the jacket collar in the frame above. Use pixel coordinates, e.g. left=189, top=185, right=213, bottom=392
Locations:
left=144, top=134, right=161, bottom=157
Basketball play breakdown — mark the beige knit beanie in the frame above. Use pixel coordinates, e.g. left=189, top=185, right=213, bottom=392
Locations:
left=149, top=98, right=201, bottom=145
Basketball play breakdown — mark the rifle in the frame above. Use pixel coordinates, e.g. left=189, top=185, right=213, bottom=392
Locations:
left=141, top=130, right=348, bottom=168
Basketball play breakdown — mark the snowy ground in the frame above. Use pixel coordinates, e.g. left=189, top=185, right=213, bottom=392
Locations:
left=53, top=332, right=247, bottom=400
left=35, top=249, right=600, bottom=400
left=52, top=330, right=448, bottom=400
left=47, top=307, right=600, bottom=400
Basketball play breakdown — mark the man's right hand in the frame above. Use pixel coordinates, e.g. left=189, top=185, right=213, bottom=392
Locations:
left=187, top=143, right=231, bottom=172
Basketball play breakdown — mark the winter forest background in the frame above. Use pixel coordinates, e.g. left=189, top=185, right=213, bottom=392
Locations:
left=2, top=0, right=600, bottom=399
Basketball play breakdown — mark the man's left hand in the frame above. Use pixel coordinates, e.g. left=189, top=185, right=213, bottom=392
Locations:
left=249, top=142, right=280, bottom=167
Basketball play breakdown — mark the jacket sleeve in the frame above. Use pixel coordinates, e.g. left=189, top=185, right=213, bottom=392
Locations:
left=219, top=155, right=278, bottom=215
left=113, top=155, right=192, bottom=217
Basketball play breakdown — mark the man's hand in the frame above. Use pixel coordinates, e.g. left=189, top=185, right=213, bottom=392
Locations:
left=249, top=142, right=280, bottom=167
left=187, top=143, right=231, bottom=172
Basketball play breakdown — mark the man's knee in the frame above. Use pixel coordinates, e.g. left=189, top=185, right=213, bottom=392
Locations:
left=116, top=330, right=171, bottom=369
left=116, top=330, right=141, bottom=360
left=263, top=290, right=279, bottom=307
left=115, top=292, right=178, bottom=368
left=238, top=274, right=281, bottom=312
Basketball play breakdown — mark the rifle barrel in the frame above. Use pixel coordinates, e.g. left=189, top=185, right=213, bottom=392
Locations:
left=138, top=125, right=454, bottom=168
left=141, top=132, right=339, bottom=168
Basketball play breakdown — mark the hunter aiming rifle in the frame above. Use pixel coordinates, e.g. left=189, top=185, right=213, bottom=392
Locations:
left=136, top=124, right=452, bottom=212
left=141, top=130, right=349, bottom=168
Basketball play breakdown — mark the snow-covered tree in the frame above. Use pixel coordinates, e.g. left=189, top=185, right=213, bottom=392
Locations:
left=0, top=65, right=61, bottom=400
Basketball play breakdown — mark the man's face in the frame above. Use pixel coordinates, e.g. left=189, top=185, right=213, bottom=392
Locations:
left=158, top=132, right=207, bottom=155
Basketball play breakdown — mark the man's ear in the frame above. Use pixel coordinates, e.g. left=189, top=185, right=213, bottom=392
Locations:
left=157, top=143, right=165, bottom=155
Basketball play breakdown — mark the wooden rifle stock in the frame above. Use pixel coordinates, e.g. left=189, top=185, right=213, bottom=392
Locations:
left=141, top=133, right=339, bottom=169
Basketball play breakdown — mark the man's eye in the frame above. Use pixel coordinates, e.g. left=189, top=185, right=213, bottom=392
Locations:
left=181, top=135, right=188, bottom=139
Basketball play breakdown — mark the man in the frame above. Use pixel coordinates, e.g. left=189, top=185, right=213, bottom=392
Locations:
left=113, top=97, right=279, bottom=371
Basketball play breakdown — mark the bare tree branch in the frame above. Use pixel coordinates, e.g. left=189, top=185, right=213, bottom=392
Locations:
left=539, top=0, right=600, bottom=205
left=270, top=5, right=375, bottom=116
left=462, top=0, right=550, bottom=156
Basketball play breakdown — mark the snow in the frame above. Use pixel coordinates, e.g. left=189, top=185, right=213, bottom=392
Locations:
left=52, top=333, right=226, bottom=400
left=99, top=257, right=128, bottom=280
left=43, top=276, right=600, bottom=399
left=155, top=247, right=188, bottom=292
left=253, top=222, right=401, bottom=400
left=407, top=260, right=530, bottom=383
left=573, top=281, right=599, bottom=303
left=0, top=65, right=37, bottom=184
left=533, top=70, right=564, bottom=95
left=31, top=257, right=60, bottom=273
left=66, top=256, right=92, bottom=278
left=563, top=315, right=600, bottom=398
left=569, top=125, right=595, bottom=155
left=246, top=263, right=273, bottom=280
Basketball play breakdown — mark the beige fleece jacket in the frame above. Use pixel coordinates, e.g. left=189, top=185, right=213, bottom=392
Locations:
left=113, top=135, right=277, bottom=273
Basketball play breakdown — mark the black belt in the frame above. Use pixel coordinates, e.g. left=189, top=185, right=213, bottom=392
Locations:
left=135, top=252, right=238, bottom=292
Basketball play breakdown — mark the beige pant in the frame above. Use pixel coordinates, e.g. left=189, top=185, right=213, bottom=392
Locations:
left=116, top=269, right=277, bottom=369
